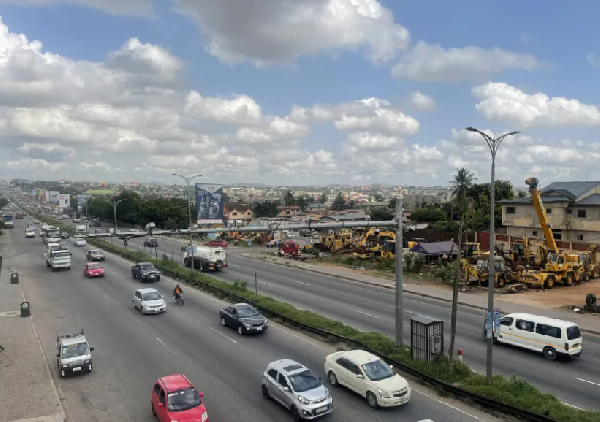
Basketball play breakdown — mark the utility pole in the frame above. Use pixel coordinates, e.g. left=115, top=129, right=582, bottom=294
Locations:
left=465, top=127, right=519, bottom=382
left=101, top=199, right=126, bottom=232
left=449, top=220, right=463, bottom=362
left=395, top=197, right=404, bottom=346
left=173, top=173, right=202, bottom=270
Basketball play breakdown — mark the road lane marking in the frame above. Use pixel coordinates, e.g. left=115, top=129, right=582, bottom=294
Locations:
left=412, top=390, right=480, bottom=420
left=231, top=264, right=239, bottom=268
left=258, top=280, right=275, bottom=287
left=293, top=280, right=309, bottom=286
left=156, top=338, right=175, bottom=353
left=575, top=377, right=599, bottom=386
left=355, top=310, right=380, bottom=319
left=209, top=327, right=237, bottom=343
left=562, top=402, right=583, bottom=410
left=404, top=309, right=432, bottom=318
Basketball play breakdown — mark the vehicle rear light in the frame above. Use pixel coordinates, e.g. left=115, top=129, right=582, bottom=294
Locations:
left=565, top=343, right=569, bottom=351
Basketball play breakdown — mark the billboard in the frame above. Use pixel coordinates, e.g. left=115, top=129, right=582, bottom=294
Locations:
left=48, top=191, right=60, bottom=204
left=58, top=194, right=70, bottom=208
left=38, top=189, right=47, bottom=201
left=77, top=194, right=91, bottom=211
left=195, top=183, right=223, bottom=224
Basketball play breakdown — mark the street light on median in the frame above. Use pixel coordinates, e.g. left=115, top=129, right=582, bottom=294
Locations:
left=101, top=198, right=126, bottom=233
left=172, top=174, right=202, bottom=268
left=465, top=126, right=519, bottom=383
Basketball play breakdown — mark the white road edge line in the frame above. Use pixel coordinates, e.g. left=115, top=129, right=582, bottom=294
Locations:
left=293, top=280, right=309, bottom=286
left=156, top=338, right=175, bottom=353
left=561, top=402, right=583, bottom=410
left=258, top=280, right=275, bottom=287
left=209, top=327, right=237, bottom=343
left=413, top=390, right=480, bottom=420
left=355, top=310, right=380, bottom=319
left=231, top=264, right=239, bottom=268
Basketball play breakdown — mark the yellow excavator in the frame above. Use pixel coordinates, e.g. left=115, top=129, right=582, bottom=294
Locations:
left=505, top=236, right=548, bottom=269
left=352, top=228, right=396, bottom=259
left=519, top=178, right=584, bottom=288
left=461, top=255, right=519, bottom=287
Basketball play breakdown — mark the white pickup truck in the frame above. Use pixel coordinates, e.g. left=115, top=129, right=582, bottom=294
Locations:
left=45, top=249, right=72, bottom=271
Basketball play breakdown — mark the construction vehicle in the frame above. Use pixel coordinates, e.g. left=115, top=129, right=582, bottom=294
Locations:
left=407, top=238, right=425, bottom=249
left=461, top=256, right=519, bottom=288
left=320, top=229, right=354, bottom=254
left=576, top=244, right=599, bottom=281
left=519, top=178, right=583, bottom=288
left=505, top=236, right=548, bottom=269
left=352, top=228, right=396, bottom=259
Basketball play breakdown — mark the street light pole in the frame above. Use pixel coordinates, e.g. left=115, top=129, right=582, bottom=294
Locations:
left=465, top=127, right=519, bottom=383
left=173, top=174, right=202, bottom=269
left=101, top=199, right=126, bottom=232
left=395, top=196, right=404, bottom=346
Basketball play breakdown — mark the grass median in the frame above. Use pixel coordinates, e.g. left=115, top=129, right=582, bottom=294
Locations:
left=34, top=213, right=600, bottom=422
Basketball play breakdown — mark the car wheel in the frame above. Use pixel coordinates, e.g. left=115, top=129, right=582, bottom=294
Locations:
left=221, top=317, right=227, bottom=327
left=367, top=391, right=379, bottom=409
left=328, top=371, right=339, bottom=386
left=152, top=403, right=157, bottom=416
left=132, top=300, right=136, bottom=310
left=543, top=346, right=557, bottom=360
left=59, top=369, right=65, bottom=378
left=156, top=276, right=160, bottom=281
left=262, top=384, right=270, bottom=400
left=290, top=406, right=301, bottom=421
left=237, top=325, right=244, bottom=335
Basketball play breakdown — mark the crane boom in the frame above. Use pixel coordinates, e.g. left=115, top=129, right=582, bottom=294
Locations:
left=525, top=177, right=558, bottom=252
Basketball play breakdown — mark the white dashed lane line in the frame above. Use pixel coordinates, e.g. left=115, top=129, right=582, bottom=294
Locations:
left=355, top=310, right=380, bottom=319
left=575, top=377, right=599, bottom=386
left=209, top=327, right=237, bottom=344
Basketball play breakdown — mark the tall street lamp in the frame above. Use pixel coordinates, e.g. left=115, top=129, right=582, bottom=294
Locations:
left=102, top=198, right=126, bottom=232
left=173, top=174, right=202, bottom=267
left=465, top=126, right=519, bottom=383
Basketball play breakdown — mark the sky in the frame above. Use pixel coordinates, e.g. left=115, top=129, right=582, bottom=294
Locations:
left=2, top=0, right=600, bottom=187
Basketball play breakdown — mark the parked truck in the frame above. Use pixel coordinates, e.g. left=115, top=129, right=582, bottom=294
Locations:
left=75, top=224, right=87, bottom=235
left=45, top=248, right=72, bottom=271
left=56, top=329, right=94, bottom=378
left=181, top=245, right=227, bottom=271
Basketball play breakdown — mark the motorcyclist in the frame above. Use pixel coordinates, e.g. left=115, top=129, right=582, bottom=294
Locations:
left=173, top=284, right=183, bottom=301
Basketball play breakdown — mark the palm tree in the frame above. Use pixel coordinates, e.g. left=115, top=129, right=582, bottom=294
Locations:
left=450, top=168, right=476, bottom=217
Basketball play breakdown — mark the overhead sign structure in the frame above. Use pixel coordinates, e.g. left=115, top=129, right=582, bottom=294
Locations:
left=57, top=194, right=70, bottom=208
left=77, top=194, right=91, bottom=208
left=195, top=183, right=223, bottom=225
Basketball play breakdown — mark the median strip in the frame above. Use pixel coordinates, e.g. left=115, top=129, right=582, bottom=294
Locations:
left=33, top=213, right=600, bottom=422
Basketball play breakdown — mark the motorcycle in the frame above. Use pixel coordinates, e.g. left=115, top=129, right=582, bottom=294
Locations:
left=173, top=293, right=184, bottom=306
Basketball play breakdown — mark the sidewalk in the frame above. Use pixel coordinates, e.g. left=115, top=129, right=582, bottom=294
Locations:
left=241, top=252, right=600, bottom=335
left=0, top=264, right=65, bottom=422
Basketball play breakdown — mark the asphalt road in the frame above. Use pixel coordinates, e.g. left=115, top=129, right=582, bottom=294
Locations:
left=81, top=220, right=600, bottom=411
left=6, top=218, right=495, bottom=422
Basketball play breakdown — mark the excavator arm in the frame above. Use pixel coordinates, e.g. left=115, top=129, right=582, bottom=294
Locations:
left=525, top=178, right=558, bottom=252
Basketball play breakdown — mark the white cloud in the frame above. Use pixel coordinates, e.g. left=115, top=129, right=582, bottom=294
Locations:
left=472, top=82, right=600, bottom=128
left=346, top=132, right=402, bottom=150
left=391, top=42, right=539, bottom=82
left=407, top=91, right=436, bottom=111
left=184, top=91, right=262, bottom=125
left=172, top=0, right=409, bottom=65
left=0, top=0, right=155, bottom=17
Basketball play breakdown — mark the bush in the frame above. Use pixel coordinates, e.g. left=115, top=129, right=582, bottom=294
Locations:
left=30, top=211, right=600, bottom=422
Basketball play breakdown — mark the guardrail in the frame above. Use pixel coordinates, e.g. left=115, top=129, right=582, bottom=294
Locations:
left=93, top=239, right=557, bottom=422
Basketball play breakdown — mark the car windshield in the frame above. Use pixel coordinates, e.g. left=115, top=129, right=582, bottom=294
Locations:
left=362, top=360, right=395, bottom=382
left=237, top=306, right=259, bottom=318
left=142, top=292, right=162, bottom=301
left=88, top=264, right=101, bottom=270
left=140, top=264, right=154, bottom=270
left=288, top=370, right=322, bottom=393
left=90, top=251, right=100, bottom=255
left=61, top=343, right=89, bottom=358
left=167, top=387, right=201, bottom=412
left=567, top=326, right=581, bottom=340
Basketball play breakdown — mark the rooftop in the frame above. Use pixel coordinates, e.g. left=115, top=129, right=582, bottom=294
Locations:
left=160, top=374, right=192, bottom=391
left=499, top=180, right=600, bottom=205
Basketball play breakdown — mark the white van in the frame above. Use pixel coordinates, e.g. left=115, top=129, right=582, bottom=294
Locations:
left=497, top=312, right=582, bottom=360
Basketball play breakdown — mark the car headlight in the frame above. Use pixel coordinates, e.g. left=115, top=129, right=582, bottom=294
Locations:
left=62, top=364, right=68, bottom=368
left=202, top=411, right=209, bottom=422
left=84, top=360, right=90, bottom=364
left=264, top=319, right=268, bottom=325
left=297, top=395, right=310, bottom=405
left=377, top=388, right=390, bottom=398
left=244, top=323, right=251, bottom=329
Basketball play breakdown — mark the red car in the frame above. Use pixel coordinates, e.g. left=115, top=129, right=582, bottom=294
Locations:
left=152, top=374, right=209, bottom=422
left=84, top=263, right=104, bottom=278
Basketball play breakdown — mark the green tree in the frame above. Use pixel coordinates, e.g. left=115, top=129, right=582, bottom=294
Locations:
left=464, top=180, right=515, bottom=229
left=450, top=168, right=476, bottom=217
left=283, top=190, right=296, bottom=206
left=409, top=208, right=447, bottom=222
left=388, top=197, right=398, bottom=210
left=331, top=193, right=346, bottom=210
left=0, top=198, right=8, bottom=210
left=373, top=193, right=384, bottom=202
left=222, top=191, right=231, bottom=203
left=296, top=195, right=309, bottom=212
left=370, top=207, right=394, bottom=221
left=253, top=201, right=281, bottom=218
left=318, top=193, right=327, bottom=204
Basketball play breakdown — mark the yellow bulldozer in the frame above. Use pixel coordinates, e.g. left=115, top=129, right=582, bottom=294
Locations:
left=321, top=229, right=354, bottom=254
left=505, top=236, right=548, bottom=269
left=461, top=255, right=519, bottom=288
left=352, top=228, right=396, bottom=259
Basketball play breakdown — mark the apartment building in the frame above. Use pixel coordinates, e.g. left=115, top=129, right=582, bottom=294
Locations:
left=499, top=181, right=600, bottom=242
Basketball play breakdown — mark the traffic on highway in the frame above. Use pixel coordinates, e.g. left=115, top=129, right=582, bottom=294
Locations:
left=4, top=215, right=489, bottom=422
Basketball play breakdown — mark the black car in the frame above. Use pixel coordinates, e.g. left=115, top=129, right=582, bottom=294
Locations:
left=131, top=262, right=161, bottom=282
left=219, top=303, right=268, bottom=335
left=144, top=238, right=158, bottom=247
left=61, top=232, right=70, bottom=239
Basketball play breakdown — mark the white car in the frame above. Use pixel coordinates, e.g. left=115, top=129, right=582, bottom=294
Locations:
left=324, top=350, right=411, bottom=408
left=74, top=238, right=87, bottom=247
left=25, top=229, right=36, bottom=238
left=132, top=288, right=166, bottom=315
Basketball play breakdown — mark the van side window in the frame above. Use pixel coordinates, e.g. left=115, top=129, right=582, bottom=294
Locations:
left=500, top=317, right=513, bottom=326
left=536, top=323, right=561, bottom=339
left=567, top=326, right=581, bottom=340
left=515, top=319, right=534, bottom=332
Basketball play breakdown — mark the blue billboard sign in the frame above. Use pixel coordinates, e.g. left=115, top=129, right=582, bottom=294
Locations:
left=195, top=183, right=223, bottom=225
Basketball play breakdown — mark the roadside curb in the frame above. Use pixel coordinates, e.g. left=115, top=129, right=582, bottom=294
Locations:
left=239, top=253, right=600, bottom=336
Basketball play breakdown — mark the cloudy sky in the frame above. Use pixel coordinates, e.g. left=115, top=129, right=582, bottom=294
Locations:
left=1, top=0, right=600, bottom=187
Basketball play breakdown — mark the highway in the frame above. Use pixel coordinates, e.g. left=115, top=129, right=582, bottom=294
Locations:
left=89, top=222, right=600, bottom=411
left=6, top=218, right=496, bottom=422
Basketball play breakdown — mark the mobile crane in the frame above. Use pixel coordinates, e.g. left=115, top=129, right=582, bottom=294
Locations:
left=519, top=178, right=583, bottom=288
